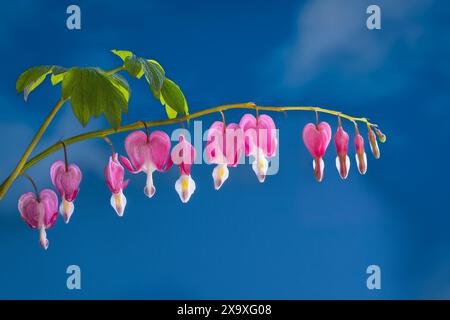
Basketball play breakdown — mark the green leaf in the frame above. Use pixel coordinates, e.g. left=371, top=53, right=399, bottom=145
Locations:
left=16, top=66, right=53, bottom=101
left=160, top=78, right=188, bottom=118
left=62, top=67, right=130, bottom=129
left=111, top=49, right=133, bottom=61
left=111, top=49, right=142, bottom=78
left=50, top=66, right=67, bottom=85
left=124, top=56, right=142, bottom=78
left=140, top=59, right=165, bottom=98
left=16, top=65, right=68, bottom=101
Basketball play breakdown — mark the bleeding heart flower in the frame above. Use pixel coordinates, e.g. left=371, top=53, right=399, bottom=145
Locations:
left=205, top=121, right=243, bottom=189
left=171, top=135, right=196, bottom=203
left=354, top=133, right=367, bottom=174
left=368, top=127, right=380, bottom=159
left=302, top=121, right=332, bottom=182
left=104, top=153, right=129, bottom=217
left=334, top=125, right=350, bottom=179
left=239, top=114, right=277, bottom=182
left=18, top=189, right=58, bottom=250
left=120, top=130, right=172, bottom=198
left=50, top=161, right=82, bottom=223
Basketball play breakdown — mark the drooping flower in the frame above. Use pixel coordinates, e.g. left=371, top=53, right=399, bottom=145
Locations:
left=120, top=130, right=172, bottom=198
left=368, top=127, right=380, bottom=159
left=354, top=133, right=367, bottom=174
left=50, top=161, right=82, bottom=223
left=104, top=153, right=129, bottom=217
left=18, top=189, right=58, bottom=250
left=205, top=121, right=243, bottom=190
left=171, top=135, right=196, bottom=203
left=239, top=114, right=278, bottom=183
left=334, top=123, right=351, bottom=179
left=302, top=121, right=332, bottom=182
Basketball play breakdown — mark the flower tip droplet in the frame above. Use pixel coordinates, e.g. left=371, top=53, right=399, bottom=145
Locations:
left=144, top=185, right=156, bottom=198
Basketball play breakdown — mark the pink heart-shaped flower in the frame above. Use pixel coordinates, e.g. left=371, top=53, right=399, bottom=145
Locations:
left=302, top=122, right=332, bottom=158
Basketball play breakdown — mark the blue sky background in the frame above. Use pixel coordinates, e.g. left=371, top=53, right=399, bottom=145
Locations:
left=0, top=0, right=449, bottom=299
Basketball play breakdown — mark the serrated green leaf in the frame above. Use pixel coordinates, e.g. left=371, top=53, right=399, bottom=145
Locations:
left=141, top=59, right=165, bottom=98
left=16, top=66, right=53, bottom=101
left=62, top=67, right=130, bottom=129
left=160, top=78, right=188, bottom=118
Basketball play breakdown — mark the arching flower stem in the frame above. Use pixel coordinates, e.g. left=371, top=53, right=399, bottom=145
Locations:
left=0, top=102, right=380, bottom=201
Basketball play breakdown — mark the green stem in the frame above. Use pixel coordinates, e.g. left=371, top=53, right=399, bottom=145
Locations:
left=0, top=98, right=65, bottom=200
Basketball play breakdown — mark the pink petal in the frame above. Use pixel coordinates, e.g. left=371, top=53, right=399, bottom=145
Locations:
left=18, top=192, right=40, bottom=229
left=148, top=131, right=172, bottom=172
left=171, top=135, right=196, bottom=175
left=239, top=114, right=257, bottom=156
left=60, top=164, right=82, bottom=201
left=104, top=154, right=126, bottom=194
left=39, top=189, right=59, bottom=228
left=334, top=126, right=349, bottom=156
left=50, top=161, right=66, bottom=196
left=120, top=155, right=140, bottom=173
left=302, top=122, right=332, bottom=158
left=124, top=130, right=148, bottom=172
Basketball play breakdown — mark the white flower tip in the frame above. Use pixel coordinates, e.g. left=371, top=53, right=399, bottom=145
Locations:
left=39, top=227, right=49, bottom=250
left=212, top=165, right=229, bottom=190
left=335, top=155, right=350, bottom=180
left=355, top=153, right=368, bottom=175
left=252, top=155, right=268, bottom=183
left=313, top=158, right=325, bottom=182
left=59, top=199, right=74, bottom=224
left=175, top=175, right=196, bottom=203
left=110, top=191, right=127, bottom=217
left=144, top=185, right=156, bottom=198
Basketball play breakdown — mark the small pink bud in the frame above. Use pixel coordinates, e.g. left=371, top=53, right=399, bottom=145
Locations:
left=104, top=153, right=129, bottom=216
left=172, top=135, right=196, bottom=203
left=354, top=134, right=367, bottom=175
left=334, top=126, right=350, bottom=179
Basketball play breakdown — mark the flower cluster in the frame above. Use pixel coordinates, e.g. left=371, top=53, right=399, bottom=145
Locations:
left=17, top=112, right=384, bottom=249
left=302, top=115, right=384, bottom=181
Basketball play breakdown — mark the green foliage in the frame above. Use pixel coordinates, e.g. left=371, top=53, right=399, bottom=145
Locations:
left=111, top=49, right=188, bottom=118
left=62, top=67, right=130, bottom=130
left=16, top=65, right=66, bottom=101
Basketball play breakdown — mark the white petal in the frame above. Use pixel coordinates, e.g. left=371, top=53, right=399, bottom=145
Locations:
left=252, top=151, right=268, bottom=183
left=39, top=226, right=49, bottom=250
left=110, top=190, right=127, bottom=217
left=212, top=164, right=229, bottom=190
left=355, top=153, right=367, bottom=175
left=175, top=174, right=196, bottom=203
left=312, top=158, right=325, bottom=182
left=144, top=169, right=156, bottom=198
left=59, top=199, right=74, bottom=224
left=335, top=155, right=351, bottom=179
